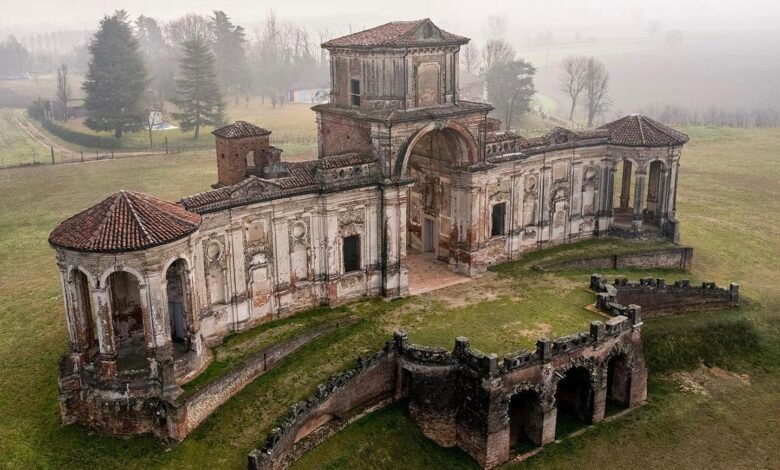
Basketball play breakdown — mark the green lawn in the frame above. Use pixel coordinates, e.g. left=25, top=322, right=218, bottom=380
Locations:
left=0, top=109, right=50, bottom=167
left=50, top=100, right=319, bottom=157
left=0, top=126, right=778, bottom=469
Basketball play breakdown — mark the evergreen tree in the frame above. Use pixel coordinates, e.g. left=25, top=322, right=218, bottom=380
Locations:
left=209, top=11, right=248, bottom=103
left=172, top=37, right=225, bottom=139
left=82, top=10, right=147, bottom=138
left=136, top=15, right=174, bottom=102
left=485, top=59, right=536, bottom=130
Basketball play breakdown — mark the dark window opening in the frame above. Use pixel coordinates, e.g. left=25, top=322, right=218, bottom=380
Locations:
left=343, top=235, right=361, bottom=273
left=350, top=79, right=361, bottom=106
left=491, top=202, right=506, bottom=237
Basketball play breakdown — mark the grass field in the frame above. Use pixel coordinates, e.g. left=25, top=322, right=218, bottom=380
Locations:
left=0, top=125, right=778, bottom=469
left=0, top=108, right=50, bottom=167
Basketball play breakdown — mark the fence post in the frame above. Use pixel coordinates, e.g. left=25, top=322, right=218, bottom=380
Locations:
left=111, top=149, right=114, bottom=159
left=96, top=150, right=99, bottom=160
left=51, top=146, right=55, bottom=164
left=81, top=151, right=84, bottom=162
left=165, top=136, right=169, bottom=154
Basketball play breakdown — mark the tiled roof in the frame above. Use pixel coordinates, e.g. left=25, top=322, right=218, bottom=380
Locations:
left=322, top=19, right=468, bottom=49
left=49, top=191, right=201, bottom=253
left=212, top=121, right=272, bottom=139
left=486, top=130, right=530, bottom=147
left=180, top=153, right=379, bottom=213
left=599, top=114, right=689, bottom=147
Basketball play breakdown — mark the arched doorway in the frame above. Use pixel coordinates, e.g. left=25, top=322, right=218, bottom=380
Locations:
left=508, top=389, right=544, bottom=451
left=554, top=366, right=594, bottom=437
left=108, top=271, right=146, bottom=370
left=166, top=259, right=190, bottom=356
left=72, top=269, right=98, bottom=360
left=404, top=127, right=475, bottom=263
left=606, top=354, right=632, bottom=415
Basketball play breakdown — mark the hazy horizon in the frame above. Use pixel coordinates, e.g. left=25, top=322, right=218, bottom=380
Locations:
left=3, top=0, right=780, bottom=40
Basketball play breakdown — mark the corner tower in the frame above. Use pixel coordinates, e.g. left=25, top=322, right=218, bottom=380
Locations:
left=213, top=121, right=282, bottom=187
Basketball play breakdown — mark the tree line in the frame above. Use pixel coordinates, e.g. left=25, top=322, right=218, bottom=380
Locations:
left=34, top=9, right=330, bottom=140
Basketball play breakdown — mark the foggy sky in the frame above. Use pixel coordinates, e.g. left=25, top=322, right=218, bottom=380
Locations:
left=3, top=0, right=780, bottom=39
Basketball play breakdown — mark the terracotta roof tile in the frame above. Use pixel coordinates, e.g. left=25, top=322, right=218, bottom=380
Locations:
left=323, top=19, right=468, bottom=49
left=180, top=153, right=379, bottom=213
left=212, top=121, right=272, bottom=139
left=599, top=114, right=689, bottom=147
left=49, top=191, right=201, bottom=253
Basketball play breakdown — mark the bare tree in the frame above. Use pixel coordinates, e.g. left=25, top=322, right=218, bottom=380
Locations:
left=558, top=56, right=587, bottom=121
left=165, top=14, right=210, bottom=50
left=55, top=62, right=71, bottom=120
left=582, top=57, right=610, bottom=127
left=481, top=39, right=515, bottom=72
left=460, top=43, right=480, bottom=75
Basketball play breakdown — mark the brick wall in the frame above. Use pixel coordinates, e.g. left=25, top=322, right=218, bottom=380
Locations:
left=538, top=246, right=694, bottom=272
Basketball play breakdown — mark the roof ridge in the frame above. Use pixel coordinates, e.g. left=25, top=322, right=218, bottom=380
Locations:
left=636, top=115, right=647, bottom=145
left=88, top=192, right=123, bottom=250
left=123, top=191, right=157, bottom=245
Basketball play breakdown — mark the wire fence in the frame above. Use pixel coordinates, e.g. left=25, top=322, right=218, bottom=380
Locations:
left=1, top=115, right=318, bottom=169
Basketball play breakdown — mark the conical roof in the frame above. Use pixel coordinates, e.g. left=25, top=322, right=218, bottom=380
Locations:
left=599, top=114, right=689, bottom=147
left=49, top=190, right=201, bottom=253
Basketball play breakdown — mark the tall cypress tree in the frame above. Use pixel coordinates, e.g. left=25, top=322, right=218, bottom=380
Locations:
left=82, top=10, right=147, bottom=138
left=210, top=11, right=248, bottom=104
left=171, top=37, right=225, bottom=139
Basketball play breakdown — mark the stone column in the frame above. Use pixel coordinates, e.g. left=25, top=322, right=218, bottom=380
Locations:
left=619, top=160, right=632, bottom=209
left=592, top=384, right=607, bottom=423
left=93, top=286, right=117, bottom=379
left=657, top=168, right=671, bottom=225
left=143, top=273, right=172, bottom=359
left=538, top=404, right=557, bottom=445
left=606, top=164, right=617, bottom=216
left=381, top=182, right=409, bottom=298
left=632, top=168, right=646, bottom=230
left=59, top=267, right=82, bottom=356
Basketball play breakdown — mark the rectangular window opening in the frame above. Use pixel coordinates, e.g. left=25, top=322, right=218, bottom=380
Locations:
left=350, top=79, right=361, bottom=107
left=343, top=235, right=361, bottom=273
left=491, top=203, right=507, bottom=237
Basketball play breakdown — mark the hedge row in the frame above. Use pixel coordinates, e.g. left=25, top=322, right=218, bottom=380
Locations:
left=38, top=117, right=123, bottom=149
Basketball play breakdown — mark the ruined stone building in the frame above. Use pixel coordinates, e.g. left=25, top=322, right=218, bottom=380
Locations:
left=49, top=19, right=688, bottom=437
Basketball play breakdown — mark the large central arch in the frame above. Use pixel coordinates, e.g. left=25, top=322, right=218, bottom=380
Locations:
left=401, top=122, right=478, bottom=266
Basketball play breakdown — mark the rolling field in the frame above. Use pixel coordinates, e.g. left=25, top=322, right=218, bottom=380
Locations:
left=0, top=125, right=778, bottom=469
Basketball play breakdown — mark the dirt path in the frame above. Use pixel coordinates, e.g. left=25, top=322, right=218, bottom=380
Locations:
left=13, top=111, right=166, bottom=161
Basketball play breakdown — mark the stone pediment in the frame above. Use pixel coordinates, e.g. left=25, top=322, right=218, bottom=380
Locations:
left=228, top=176, right=282, bottom=200
left=544, top=127, right=579, bottom=145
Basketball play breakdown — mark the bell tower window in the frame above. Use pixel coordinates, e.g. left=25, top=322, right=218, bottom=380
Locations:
left=350, top=79, right=361, bottom=106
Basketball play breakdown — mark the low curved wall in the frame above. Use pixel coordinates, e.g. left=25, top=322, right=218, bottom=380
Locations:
left=248, top=346, right=397, bottom=470
left=169, top=317, right=359, bottom=441
left=592, top=274, right=739, bottom=318
left=537, top=246, right=693, bottom=272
